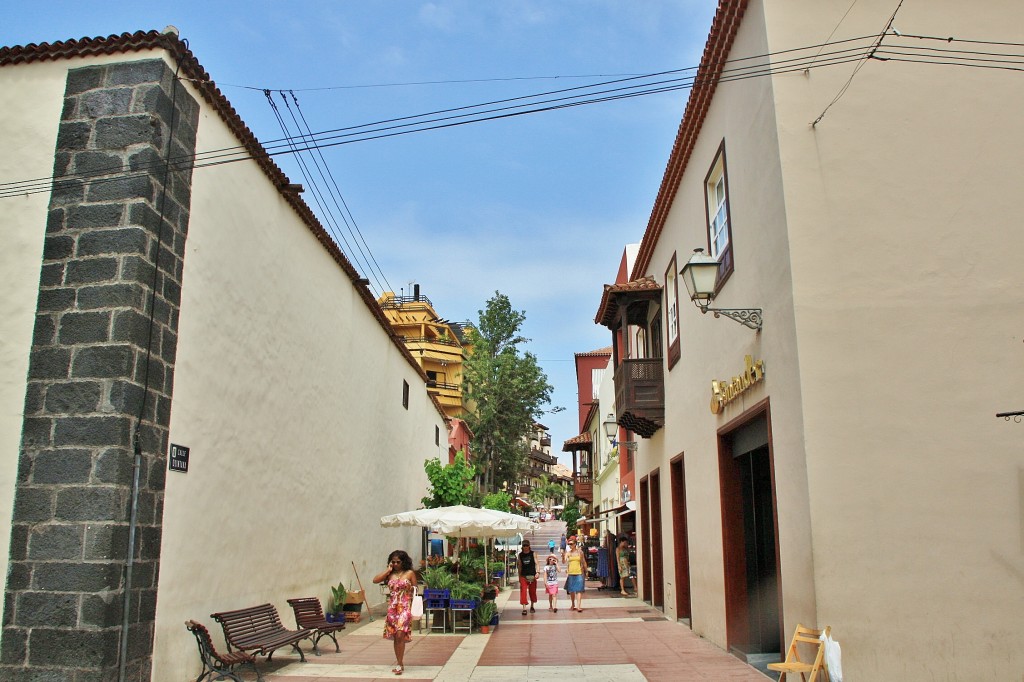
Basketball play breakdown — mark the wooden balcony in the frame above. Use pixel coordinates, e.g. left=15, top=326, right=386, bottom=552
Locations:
left=574, top=477, right=593, bottom=502
left=614, top=358, right=664, bottom=438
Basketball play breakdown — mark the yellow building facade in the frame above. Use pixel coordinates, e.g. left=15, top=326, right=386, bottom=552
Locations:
left=378, top=288, right=468, bottom=419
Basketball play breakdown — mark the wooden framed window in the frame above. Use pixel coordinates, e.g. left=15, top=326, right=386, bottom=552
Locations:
left=664, top=253, right=681, bottom=369
left=704, top=140, right=734, bottom=287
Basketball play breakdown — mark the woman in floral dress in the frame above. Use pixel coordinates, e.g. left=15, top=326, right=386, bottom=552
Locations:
left=373, top=549, right=418, bottom=675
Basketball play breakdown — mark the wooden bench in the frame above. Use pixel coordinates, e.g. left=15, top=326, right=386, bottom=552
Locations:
left=286, top=597, right=345, bottom=655
left=210, top=603, right=311, bottom=669
left=185, top=620, right=259, bottom=682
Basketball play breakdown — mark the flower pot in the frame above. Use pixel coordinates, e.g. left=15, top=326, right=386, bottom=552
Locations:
left=480, top=625, right=490, bottom=634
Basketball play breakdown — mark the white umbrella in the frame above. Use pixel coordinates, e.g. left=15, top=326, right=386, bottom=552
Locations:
left=380, top=504, right=536, bottom=538
left=381, top=505, right=538, bottom=583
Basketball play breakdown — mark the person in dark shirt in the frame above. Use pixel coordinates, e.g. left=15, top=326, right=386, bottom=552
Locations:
left=516, top=539, right=538, bottom=615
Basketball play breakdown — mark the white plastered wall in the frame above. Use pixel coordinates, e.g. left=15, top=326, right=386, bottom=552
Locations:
left=634, top=0, right=812, bottom=646
left=0, top=60, right=66, bottom=611
left=148, top=70, right=445, bottom=680
left=762, top=0, right=1024, bottom=677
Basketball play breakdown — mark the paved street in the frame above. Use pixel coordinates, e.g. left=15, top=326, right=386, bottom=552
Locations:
left=226, top=522, right=769, bottom=681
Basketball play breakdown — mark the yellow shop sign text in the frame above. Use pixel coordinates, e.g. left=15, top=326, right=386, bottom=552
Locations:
left=710, top=355, right=765, bottom=414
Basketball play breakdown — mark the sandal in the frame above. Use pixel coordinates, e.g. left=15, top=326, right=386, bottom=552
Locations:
left=392, top=665, right=404, bottom=675
left=522, top=609, right=528, bottom=615
left=553, top=608, right=558, bottom=613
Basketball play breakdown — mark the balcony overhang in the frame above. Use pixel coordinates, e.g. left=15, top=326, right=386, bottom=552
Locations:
left=614, top=358, right=665, bottom=438
left=595, top=276, right=663, bottom=329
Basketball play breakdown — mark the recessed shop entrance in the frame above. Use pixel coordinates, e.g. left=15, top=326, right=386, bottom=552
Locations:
left=719, top=408, right=781, bottom=659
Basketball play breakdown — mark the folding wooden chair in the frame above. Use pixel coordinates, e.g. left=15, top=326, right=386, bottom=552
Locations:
left=767, top=623, right=830, bottom=682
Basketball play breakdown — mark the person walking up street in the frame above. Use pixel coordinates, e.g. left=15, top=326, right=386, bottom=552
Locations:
left=543, top=554, right=560, bottom=612
left=559, top=533, right=567, bottom=563
left=517, top=539, right=538, bottom=615
left=565, top=536, right=588, bottom=612
left=373, top=549, right=418, bottom=676
left=617, top=536, right=634, bottom=597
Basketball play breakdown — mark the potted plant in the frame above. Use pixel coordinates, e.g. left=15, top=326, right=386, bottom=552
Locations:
left=473, top=601, right=497, bottom=633
left=326, top=582, right=346, bottom=621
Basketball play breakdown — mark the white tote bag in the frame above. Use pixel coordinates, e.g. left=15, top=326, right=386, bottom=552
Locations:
left=411, top=588, right=424, bottom=618
left=820, top=632, right=843, bottom=682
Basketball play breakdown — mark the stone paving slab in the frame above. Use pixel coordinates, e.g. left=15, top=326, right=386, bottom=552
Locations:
left=235, top=593, right=767, bottom=681
left=225, top=523, right=767, bottom=680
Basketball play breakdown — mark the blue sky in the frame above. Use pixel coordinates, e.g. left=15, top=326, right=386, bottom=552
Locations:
left=3, top=1, right=716, bottom=461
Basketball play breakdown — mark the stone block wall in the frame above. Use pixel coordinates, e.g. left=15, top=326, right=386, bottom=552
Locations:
left=2, top=58, right=198, bottom=680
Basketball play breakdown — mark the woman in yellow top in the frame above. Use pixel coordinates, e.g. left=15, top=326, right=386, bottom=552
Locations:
left=564, top=536, right=588, bottom=612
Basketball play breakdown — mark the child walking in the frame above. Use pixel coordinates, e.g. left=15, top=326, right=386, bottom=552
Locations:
left=544, top=554, right=560, bottom=612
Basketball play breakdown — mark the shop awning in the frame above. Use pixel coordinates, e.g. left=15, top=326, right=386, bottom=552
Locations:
left=578, top=500, right=636, bottom=524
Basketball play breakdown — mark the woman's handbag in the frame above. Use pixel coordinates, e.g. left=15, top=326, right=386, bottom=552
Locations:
left=411, top=588, right=424, bottom=618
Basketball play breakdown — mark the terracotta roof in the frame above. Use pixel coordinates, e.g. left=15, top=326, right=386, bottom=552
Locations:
left=575, top=346, right=612, bottom=358
left=594, top=276, right=662, bottom=327
left=562, top=432, right=592, bottom=452
left=1, top=30, right=444, bottom=419
left=631, top=0, right=750, bottom=280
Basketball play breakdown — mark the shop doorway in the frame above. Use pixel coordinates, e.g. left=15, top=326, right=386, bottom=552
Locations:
left=670, top=456, right=691, bottom=620
left=719, top=411, right=781, bottom=658
left=639, top=477, right=652, bottom=602
left=650, top=470, right=664, bottom=608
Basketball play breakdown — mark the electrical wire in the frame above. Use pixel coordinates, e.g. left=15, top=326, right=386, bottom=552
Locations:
left=265, top=89, right=386, bottom=294
left=285, top=90, right=394, bottom=295
left=0, top=38, right=880, bottom=199
left=4, top=31, right=1022, bottom=199
left=813, top=0, right=906, bottom=126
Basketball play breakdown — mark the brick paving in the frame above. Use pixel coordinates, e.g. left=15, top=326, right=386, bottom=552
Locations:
left=221, top=523, right=769, bottom=680
left=223, top=589, right=768, bottom=681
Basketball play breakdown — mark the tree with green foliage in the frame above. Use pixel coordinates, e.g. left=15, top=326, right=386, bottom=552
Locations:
left=561, top=499, right=581, bottom=537
left=462, top=292, right=553, bottom=492
left=421, top=451, right=476, bottom=508
left=481, top=490, right=513, bottom=513
left=527, top=474, right=565, bottom=510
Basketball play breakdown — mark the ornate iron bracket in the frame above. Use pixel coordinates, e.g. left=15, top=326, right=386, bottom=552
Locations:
left=698, top=305, right=763, bottom=331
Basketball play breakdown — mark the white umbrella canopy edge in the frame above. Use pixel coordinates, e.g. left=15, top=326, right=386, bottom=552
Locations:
left=380, top=505, right=538, bottom=582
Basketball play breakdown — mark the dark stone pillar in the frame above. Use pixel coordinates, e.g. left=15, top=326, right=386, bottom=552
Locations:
left=2, top=58, right=199, bottom=681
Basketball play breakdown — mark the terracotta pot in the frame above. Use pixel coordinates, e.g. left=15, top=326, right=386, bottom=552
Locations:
left=480, top=625, right=490, bottom=634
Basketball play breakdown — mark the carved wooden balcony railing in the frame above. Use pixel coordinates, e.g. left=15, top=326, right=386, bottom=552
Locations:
left=614, top=358, right=664, bottom=438
left=573, top=476, right=593, bottom=502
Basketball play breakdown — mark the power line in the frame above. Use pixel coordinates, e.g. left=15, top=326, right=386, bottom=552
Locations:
left=216, top=72, right=651, bottom=93
left=3, top=31, right=1021, bottom=199
left=0, top=38, right=879, bottom=199
left=812, top=0, right=906, bottom=127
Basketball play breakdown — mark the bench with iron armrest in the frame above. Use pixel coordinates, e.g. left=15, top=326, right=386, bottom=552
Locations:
left=210, top=603, right=311, bottom=671
left=286, top=597, right=345, bottom=655
left=185, top=620, right=260, bottom=682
